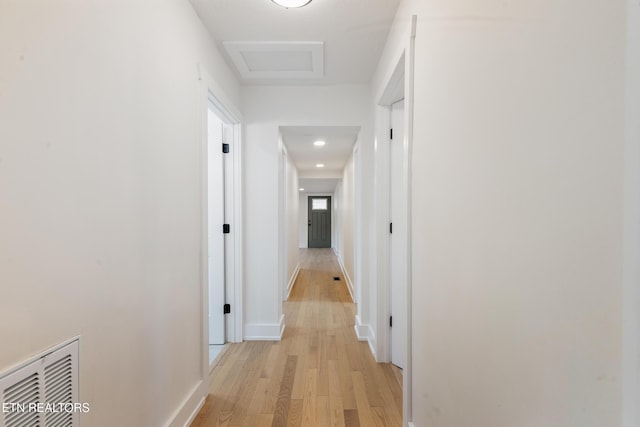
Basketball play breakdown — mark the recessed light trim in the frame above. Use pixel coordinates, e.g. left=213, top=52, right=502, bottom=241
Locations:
left=271, top=0, right=312, bottom=8
left=316, top=163, right=325, bottom=168
left=313, top=140, right=326, bottom=147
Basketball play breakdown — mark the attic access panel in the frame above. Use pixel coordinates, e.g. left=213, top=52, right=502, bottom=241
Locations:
left=223, top=41, right=324, bottom=80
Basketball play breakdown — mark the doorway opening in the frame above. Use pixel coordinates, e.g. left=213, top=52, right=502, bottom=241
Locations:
left=206, top=105, right=230, bottom=362
left=376, top=50, right=407, bottom=370
left=199, top=64, right=243, bottom=378
left=375, top=21, right=416, bottom=423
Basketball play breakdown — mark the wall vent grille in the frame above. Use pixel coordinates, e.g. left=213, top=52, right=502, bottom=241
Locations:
left=0, top=339, right=79, bottom=427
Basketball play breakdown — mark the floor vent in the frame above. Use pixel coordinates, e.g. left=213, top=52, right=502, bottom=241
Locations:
left=0, top=339, right=79, bottom=427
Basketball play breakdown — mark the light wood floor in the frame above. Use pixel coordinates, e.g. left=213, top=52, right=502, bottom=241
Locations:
left=191, top=248, right=402, bottom=427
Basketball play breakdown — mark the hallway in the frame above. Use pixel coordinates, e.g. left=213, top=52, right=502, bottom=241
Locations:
left=191, top=249, right=402, bottom=427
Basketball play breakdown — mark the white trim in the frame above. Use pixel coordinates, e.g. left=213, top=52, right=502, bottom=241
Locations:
left=623, top=0, right=640, bottom=425
left=404, top=17, right=417, bottom=426
left=408, top=423, right=415, bottom=427
left=162, top=380, right=206, bottom=427
left=197, top=64, right=242, bottom=120
left=286, top=262, right=301, bottom=299
left=197, top=64, right=244, bottom=393
left=354, top=315, right=376, bottom=359
left=244, top=315, right=286, bottom=341
left=231, top=121, right=244, bottom=344
left=372, top=15, right=417, bottom=426
left=334, top=248, right=355, bottom=302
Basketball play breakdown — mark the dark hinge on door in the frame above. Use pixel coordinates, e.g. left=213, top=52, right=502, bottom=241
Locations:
left=222, top=143, right=230, bottom=153
left=223, top=304, right=231, bottom=314
left=390, top=128, right=393, bottom=140
left=390, top=316, right=393, bottom=327
left=390, top=222, right=393, bottom=234
left=223, top=224, right=230, bottom=234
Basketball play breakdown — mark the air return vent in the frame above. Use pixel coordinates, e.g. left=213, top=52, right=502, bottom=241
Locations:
left=0, top=339, right=79, bottom=427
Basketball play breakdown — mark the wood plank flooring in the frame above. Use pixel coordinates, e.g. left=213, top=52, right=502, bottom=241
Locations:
left=191, top=248, right=402, bottom=427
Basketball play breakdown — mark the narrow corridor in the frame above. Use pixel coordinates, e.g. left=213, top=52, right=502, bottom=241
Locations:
left=191, top=249, right=402, bottom=426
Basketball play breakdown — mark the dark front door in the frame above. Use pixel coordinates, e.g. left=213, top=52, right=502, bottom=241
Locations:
left=308, top=197, right=331, bottom=248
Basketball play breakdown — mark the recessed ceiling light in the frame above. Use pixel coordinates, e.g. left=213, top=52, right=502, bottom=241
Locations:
left=271, top=0, right=312, bottom=8
left=299, top=188, right=305, bottom=191
left=316, top=163, right=324, bottom=168
left=313, top=140, right=326, bottom=147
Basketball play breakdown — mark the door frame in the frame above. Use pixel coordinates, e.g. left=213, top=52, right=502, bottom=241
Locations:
left=374, top=15, right=416, bottom=427
left=623, top=3, right=640, bottom=424
left=389, top=99, right=406, bottom=369
left=198, top=64, right=243, bottom=379
left=207, top=107, right=227, bottom=346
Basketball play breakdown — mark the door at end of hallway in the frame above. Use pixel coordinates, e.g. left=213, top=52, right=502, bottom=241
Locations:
left=308, top=196, right=332, bottom=248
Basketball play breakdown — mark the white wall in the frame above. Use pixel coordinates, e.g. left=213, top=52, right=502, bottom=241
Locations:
left=374, top=0, right=626, bottom=425
left=0, top=1, right=239, bottom=426
left=242, top=85, right=370, bottom=339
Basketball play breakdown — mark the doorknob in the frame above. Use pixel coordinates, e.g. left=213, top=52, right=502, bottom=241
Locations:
left=308, top=220, right=311, bottom=226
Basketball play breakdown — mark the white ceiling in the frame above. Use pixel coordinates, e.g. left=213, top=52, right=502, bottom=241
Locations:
left=281, top=125, right=360, bottom=180
left=189, top=0, right=401, bottom=84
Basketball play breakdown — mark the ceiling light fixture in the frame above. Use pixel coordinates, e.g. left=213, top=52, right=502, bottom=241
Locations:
left=299, top=188, right=305, bottom=191
left=313, top=140, right=326, bottom=147
left=316, top=163, right=324, bottom=168
left=271, top=0, right=312, bottom=8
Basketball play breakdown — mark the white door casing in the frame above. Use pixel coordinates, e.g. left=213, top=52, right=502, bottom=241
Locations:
left=199, top=62, right=244, bottom=385
left=208, top=107, right=225, bottom=345
left=390, top=99, right=406, bottom=369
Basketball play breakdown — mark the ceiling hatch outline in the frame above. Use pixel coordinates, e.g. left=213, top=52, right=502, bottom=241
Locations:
left=223, top=41, right=324, bottom=80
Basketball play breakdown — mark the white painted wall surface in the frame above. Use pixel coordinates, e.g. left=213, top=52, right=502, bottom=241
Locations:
left=0, top=1, right=239, bottom=426
left=242, top=85, right=371, bottom=338
left=374, top=0, right=625, bottom=425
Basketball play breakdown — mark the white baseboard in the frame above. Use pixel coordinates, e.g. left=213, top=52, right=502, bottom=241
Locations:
left=286, top=262, right=301, bottom=299
left=244, top=314, right=285, bottom=341
left=354, top=315, right=376, bottom=359
left=334, top=252, right=355, bottom=302
left=163, top=380, right=206, bottom=427
left=354, top=315, right=369, bottom=340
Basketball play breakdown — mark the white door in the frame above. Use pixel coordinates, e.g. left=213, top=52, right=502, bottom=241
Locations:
left=390, top=99, right=406, bottom=368
left=208, top=107, right=225, bottom=345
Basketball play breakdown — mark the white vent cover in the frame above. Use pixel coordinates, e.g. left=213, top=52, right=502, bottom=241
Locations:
left=0, top=339, right=79, bottom=427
